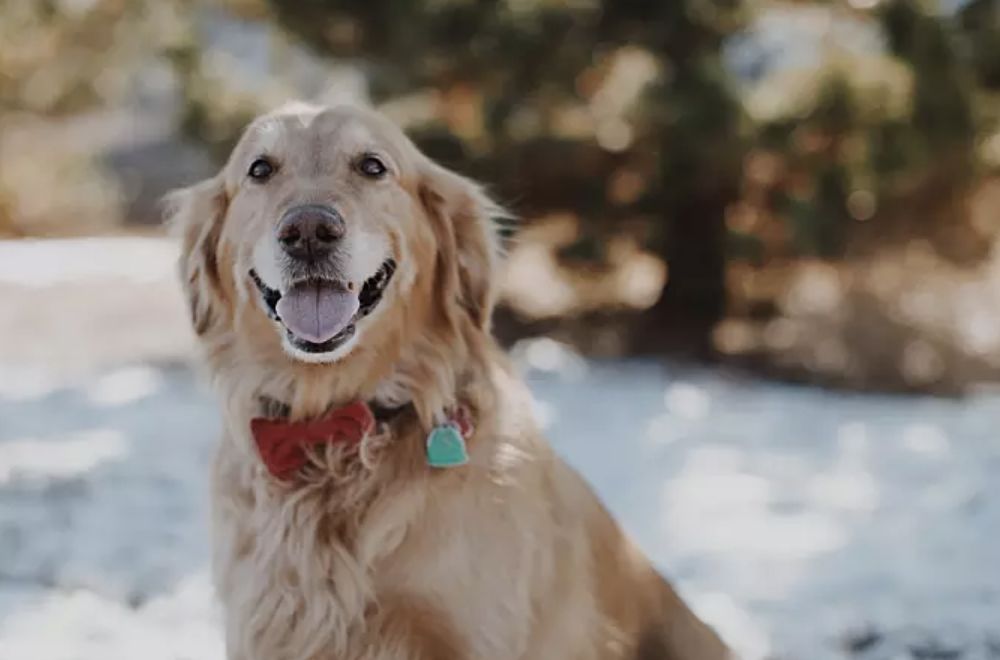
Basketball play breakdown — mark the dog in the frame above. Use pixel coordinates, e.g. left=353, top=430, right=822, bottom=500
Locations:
left=169, top=102, right=733, bottom=660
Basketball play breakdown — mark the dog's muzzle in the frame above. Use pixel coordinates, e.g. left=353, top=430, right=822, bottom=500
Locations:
left=249, top=258, right=396, bottom=354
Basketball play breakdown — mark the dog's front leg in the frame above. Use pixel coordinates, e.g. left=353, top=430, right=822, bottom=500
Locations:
left=353, top=596, right=466, bottom=660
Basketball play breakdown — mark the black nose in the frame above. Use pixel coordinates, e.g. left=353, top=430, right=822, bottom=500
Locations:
left=276, top=205, right=345, bottom=261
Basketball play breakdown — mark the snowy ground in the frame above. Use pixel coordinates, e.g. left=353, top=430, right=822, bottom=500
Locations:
left=1, top=238, right=998, bottom=660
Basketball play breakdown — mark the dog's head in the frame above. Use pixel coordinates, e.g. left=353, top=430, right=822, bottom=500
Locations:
left=168, top=103, right=501, bottom=380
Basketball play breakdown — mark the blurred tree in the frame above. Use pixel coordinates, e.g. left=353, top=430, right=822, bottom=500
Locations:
left=0, top=0, right=185, bottom=236
left=735, top=0, right=984, bottom=266
left=881, top=0, right=975, bottom=160
left=958, top=0, right=1000, bottom=91
left=0, top=0, right=192, bottom=115
left=957, top=0, right=1000, bottom=176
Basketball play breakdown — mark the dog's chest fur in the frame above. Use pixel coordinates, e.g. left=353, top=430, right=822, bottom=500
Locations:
left=208, top=426, right=595, bottom=660
left=210, top=437, right=404, bottom=659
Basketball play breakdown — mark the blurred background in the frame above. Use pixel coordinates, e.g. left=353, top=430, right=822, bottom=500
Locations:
left=1, top=1, right=999, bottom=658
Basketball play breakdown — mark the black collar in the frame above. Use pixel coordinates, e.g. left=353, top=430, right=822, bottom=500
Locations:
left=257, top=395, right=411, bottom=426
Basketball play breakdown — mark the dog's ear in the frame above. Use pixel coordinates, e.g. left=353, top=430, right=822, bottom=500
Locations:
left=164, top=176, right=229, bottom=336
left=419, top=162, right=505, bottom=330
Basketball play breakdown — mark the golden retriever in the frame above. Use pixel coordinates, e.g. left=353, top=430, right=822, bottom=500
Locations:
left=169, top=102, right=734, bottom=660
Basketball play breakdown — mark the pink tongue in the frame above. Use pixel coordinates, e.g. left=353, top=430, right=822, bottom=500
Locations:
left=276, top=282, right=359, bottom=344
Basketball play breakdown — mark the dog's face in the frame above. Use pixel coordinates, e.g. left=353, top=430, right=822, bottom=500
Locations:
left=229, top=106, right=408, bottom=361
left=170, top=103, right=500, bottom=370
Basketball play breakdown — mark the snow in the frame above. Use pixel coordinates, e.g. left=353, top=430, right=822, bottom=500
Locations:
left=0, top=238, right=179, bottom=288
left=527, top=361, right=1000, bottom=660
left=1, top=238, right=998, bottom=659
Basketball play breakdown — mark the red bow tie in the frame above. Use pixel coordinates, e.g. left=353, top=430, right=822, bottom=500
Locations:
left=250, top=401, right=376, bottom=480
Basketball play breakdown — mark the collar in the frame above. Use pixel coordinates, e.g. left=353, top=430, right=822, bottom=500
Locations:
left=251, top=400, right=377, bottom=480
left=250, top=398, right=473, bottom=480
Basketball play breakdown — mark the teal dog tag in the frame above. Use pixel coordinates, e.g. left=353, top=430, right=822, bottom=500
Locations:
left=426, top=424, right=469, bottom=468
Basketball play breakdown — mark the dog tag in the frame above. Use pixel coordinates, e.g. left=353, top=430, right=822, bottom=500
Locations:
left=426, top=424, right=469, bottom=468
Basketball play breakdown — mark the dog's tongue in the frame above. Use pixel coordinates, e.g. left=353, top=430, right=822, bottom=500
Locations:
left=276, top=282, right=358, bottom=344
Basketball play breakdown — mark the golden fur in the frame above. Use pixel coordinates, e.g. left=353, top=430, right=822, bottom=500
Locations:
left=169, top=102, right=734, bottom=660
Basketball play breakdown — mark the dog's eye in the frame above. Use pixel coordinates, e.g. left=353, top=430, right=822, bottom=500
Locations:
left=248, top=158, right=275, bottom=182
left=356, top=155, right=388, bottom=179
